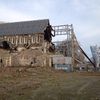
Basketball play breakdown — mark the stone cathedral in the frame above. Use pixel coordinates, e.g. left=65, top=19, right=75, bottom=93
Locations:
left=0, top=19, right=50, bottom=51
left=0, top=19, right=56, bottom=67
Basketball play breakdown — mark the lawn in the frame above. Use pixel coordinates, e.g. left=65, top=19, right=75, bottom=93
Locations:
left=0, top=67, right=100, bottom=100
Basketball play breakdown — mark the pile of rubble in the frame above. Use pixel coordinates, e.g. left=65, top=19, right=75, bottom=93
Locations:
left=0, top=48, right=52, bottom=67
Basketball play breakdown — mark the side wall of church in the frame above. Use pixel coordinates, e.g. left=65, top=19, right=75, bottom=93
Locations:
left=0, top=33, right=44, bottom=47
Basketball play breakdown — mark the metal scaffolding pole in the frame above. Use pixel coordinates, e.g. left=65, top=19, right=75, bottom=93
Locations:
left=52, top=24, right=85, bottom=69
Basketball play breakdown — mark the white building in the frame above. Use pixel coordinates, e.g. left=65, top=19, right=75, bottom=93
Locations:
left=90, top=45, right=100, bottom=68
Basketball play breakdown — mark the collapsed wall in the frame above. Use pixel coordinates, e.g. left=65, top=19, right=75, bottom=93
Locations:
left=0, top=48, right=51, bottom=67
left=0, top=49, right=11, bottom=67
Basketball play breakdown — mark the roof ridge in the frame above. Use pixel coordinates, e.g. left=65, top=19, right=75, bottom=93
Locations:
left=0, top=19, right=49, bottom=35
left=0, top=19, right=49, bottom=25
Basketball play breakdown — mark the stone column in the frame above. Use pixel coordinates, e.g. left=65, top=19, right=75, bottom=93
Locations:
left=4, top=36, right=7, bottom=41
left=49, top=56, right=53, bottom=67
left=37, top=35, right=39, bottom=43
left=16, top=36, right=18, bottom=45
left=31, top=35, right=33, bottom=44
left=11, top=37, right=13, bottom=44
left=35, top=35, right=37, bottom=43
left=43, top=41, right=47, bottom=53
left=19, top=36, right=21, bottom=44
left=44, top=58, right=47, bottom=66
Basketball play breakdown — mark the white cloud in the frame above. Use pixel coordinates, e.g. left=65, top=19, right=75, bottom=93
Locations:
left=0, top=0, right=100, bottom=57
left=0, top=4, right=33, bottom=22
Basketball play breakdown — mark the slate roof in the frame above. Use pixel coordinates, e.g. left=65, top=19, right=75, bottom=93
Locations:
left=0, top=19, right=49, bottom=35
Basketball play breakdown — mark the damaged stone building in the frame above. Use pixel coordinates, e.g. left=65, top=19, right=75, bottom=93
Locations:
left=0, top=19, right=86, bottom=70
left=0, top=19, right=52, bottom=67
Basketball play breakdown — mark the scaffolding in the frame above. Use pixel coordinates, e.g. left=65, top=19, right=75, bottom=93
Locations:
left=52, top=24, right=85, bottom=68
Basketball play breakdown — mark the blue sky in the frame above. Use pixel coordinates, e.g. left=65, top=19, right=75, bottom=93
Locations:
left=0, top=0, right=100, bottom=57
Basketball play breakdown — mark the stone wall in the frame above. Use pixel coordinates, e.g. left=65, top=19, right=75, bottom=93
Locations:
left=0, top=49, right=11, bottom=67
left=0, top=48, right=51, bottom=67
left=0, top=33, right=44, bottom=47
left=0, top=39, right=54, bottom=67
